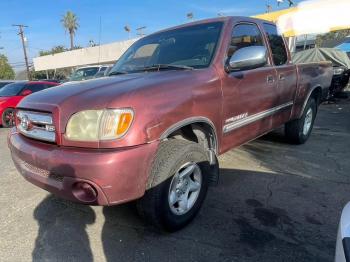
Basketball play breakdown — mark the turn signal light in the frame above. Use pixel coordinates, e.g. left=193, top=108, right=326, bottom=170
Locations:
left=117, top=112, right=133, bottom=136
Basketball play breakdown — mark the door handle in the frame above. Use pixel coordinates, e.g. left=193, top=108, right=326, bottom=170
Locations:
left=279, top=74, right=285, bottom=81
left=267, top=75, right=275, bottom=84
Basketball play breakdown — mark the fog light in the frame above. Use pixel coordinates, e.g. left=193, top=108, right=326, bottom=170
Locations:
left=72, top=182, right=98, bottom=203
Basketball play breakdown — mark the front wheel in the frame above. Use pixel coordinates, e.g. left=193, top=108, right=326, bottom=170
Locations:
left=285, top=97, right=317, bottom=144
left=137, top=140, right=211, bottom=231
left=2, top=108, right=15, bottom=128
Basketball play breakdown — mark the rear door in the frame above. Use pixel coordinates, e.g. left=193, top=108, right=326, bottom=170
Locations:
left=263, top=23, right=297, bottom=126
left=220, top=22, right=279, bottom=152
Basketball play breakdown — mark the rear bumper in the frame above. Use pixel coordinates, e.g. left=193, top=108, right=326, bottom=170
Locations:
left=8, top=129, right=159, bottom=205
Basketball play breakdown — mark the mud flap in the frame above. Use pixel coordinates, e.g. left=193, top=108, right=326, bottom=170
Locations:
left=208, top=149, right=219, bottom=186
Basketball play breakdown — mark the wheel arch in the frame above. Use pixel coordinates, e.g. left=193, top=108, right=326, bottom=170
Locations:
left=160, top=116, right=219, bottom=155
left=149, top=117, right=220, bottom=187
left=299, top=85, right=322, bottom=118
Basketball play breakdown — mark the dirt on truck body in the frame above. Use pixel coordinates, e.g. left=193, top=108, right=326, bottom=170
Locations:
left=8, top=16, right=333, bottom=231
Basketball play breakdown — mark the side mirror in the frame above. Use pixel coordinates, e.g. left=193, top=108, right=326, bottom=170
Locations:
left=228, top=46, right=267, bottom=71
left=20, top=89, right=32, bottom=96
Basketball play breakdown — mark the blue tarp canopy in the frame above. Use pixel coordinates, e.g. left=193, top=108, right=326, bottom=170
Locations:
left=336, top=42, right=350, bottom=53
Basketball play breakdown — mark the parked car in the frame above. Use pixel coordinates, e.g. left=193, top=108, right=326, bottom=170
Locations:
left=0, top=80, right=16, bottom=90
left=0, top=81, right=59, bottom=127
left=8, top=17, right=333, bottom=231
left=69, top=65, right=112, bottom=81
left=94, top=66, right=113, bottom=78
left=335, top=202, right=350, bottom=262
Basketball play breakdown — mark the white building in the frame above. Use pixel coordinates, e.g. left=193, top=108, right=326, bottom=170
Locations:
left=33, top=39, right=137, bottom=71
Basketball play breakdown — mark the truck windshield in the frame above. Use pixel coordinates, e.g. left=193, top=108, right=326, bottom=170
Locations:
left=0, top=82, right=25, bottom=97
left=109, top=22, right=223, bottom=75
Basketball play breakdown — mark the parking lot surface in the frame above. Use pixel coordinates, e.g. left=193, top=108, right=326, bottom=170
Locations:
left=0, top=97, right=349, bottom=262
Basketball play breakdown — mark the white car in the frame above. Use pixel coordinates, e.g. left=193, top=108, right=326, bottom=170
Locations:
left=69, top=65, right=113, bottom=81
left=335, top=202, right=350, bottom=262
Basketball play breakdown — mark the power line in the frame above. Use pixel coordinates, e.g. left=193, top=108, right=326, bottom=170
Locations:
left=12, top=24, right=31, bottom=80
left=9, top=62, right=26, bottom=65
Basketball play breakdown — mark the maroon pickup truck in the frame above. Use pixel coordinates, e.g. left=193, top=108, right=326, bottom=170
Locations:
left=8, top=17, right=332, bottom=231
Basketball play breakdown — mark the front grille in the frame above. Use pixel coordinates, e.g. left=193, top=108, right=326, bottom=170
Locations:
left=17, top=110, right=56, bottom=143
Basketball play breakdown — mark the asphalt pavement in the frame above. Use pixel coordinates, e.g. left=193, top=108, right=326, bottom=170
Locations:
left=0, top=96, right=349, bottom=262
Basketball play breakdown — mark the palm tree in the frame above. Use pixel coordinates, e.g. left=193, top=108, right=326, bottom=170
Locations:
left=61, top=11, right=79, bottom=50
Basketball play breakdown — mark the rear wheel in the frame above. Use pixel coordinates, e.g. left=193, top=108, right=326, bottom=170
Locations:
left=2, top=108, right=15, bottom=128
left=137, top=140, right=210, bottom=231
left=285, top=97, right=317, bottom=144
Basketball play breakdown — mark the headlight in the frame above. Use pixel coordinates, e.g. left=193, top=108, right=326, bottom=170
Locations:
left=66, top=108, right=134, bottom=141
left=333, top=67, right=345, bottom=75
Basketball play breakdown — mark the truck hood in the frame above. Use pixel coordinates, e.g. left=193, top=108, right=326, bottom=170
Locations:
left=20, top=71, right=182, bottom=112
left=20, top=74, right=148, bottom=109
left=18, top=70, right=199, bottom=130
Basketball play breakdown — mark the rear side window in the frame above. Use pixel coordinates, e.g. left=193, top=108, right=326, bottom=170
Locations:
left=263, top=24, right=288, bottom=65
left=228, top=23, right=265, bottom=59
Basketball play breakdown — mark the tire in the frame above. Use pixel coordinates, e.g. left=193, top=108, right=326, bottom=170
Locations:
left=285, top=97, right=317, bottom=144
left=137, top=139, right=210, bottom=232
left=2, top=108, right=15, bottom=128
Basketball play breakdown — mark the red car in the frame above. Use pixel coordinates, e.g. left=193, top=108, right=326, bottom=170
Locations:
left=0, top=81, right=59, bottom=127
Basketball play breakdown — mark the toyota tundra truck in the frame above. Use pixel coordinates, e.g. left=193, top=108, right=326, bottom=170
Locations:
left=8, top=17, right=333, bottom=231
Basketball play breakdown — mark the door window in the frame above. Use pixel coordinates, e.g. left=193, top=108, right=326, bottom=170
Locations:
left=263, top=24, right=288, bottom=65
left=228, top=23, right=265, bottom=59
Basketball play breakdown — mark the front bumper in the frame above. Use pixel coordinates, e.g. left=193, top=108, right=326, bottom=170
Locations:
left=8, top=129, right=159, bottom=205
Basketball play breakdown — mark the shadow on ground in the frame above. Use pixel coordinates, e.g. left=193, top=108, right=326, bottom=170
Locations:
left=32, top=167, right=346, bottom=262
left=32, top=195, right=96, bottom=261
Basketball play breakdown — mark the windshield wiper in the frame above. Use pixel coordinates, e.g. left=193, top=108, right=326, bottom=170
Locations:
left=109, top=65, right=193, bottom=75
left=140, top=64, right=194, bottom=72
left=108, top=70, right=129, bottom=76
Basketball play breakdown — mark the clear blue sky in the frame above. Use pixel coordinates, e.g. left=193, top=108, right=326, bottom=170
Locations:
left=0, top=0, right=301, bottom=71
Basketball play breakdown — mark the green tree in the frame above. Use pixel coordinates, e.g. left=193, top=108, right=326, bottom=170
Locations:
left=38, top=45, right=82, bottom=57
left=315, top=29, right=350, bottom=47
left=39, top=45, right=67, bottom=56
left=61, top=11, right=79, bottom=50
left=0, top=54, right=15, bottom=80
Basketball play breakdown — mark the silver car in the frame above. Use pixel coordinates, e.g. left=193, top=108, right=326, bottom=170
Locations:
left=335, top=202, right=350, bottom=262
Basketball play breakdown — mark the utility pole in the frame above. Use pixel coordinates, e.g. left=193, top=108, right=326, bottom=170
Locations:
left=12, top=24, right=31, bottom=80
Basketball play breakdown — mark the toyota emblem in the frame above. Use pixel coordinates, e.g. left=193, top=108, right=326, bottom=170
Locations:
left=21, top=115, right=31, bottom=131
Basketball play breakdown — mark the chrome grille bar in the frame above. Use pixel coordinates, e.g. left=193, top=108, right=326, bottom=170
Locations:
left=20, top=111, right=53, bottom=125
left=17, top=110, right=56, bottom=143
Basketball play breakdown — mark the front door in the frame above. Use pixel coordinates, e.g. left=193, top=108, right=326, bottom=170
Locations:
left=220, top=22, right=279, bottom=153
